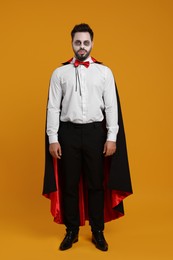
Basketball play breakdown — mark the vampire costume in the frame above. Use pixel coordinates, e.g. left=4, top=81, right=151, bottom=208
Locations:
left=42, top=59, right=133, bottom=226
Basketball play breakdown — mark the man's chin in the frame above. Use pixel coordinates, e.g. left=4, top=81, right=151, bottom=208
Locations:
left=76, top=54, right=89, bottom=61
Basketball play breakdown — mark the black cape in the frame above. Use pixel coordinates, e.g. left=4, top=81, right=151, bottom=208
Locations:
left=42, top=60, right=133, bottom=225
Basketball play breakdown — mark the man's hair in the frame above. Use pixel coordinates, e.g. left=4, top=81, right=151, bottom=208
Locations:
left=71, top=23, right=94, bottom=41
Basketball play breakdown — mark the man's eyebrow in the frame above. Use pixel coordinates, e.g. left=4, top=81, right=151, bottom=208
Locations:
left=74, top=40, right=90, bottom=43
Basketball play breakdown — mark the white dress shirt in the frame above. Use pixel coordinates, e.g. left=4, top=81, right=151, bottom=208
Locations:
left=47, top=57, right=119, bottom=144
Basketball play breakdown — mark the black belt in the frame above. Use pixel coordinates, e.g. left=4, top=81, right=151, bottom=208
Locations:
left=60, top=121, right=103, bottom=128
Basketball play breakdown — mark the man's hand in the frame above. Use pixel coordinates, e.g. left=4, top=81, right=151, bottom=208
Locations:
left=103, top=141, right=116, bottom=157
left=49, top=142, right=62, bottom=159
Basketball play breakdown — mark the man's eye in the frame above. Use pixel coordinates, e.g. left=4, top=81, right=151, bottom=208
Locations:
left=74, top=41, right=81, bottom=46
left=84, top=41, right=90, bottom=46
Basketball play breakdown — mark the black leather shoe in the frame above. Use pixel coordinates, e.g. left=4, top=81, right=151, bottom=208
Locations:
left=59, top=231, right=78, bottom=250
left=92, top=231, right=108, bottom=251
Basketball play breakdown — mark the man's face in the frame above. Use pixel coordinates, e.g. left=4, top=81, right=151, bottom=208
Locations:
left=72, top=32, right=93, bottom=61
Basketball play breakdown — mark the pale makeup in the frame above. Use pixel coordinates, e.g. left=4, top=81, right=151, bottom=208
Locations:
left=72, top=32, right=93, bottom=61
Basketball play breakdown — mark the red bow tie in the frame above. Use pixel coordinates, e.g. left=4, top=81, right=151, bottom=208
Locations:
left=74, top=60, right=90, bottom=68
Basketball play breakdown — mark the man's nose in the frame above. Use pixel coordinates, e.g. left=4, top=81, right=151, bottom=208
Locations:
left=80, top=42, right=85, bottom=49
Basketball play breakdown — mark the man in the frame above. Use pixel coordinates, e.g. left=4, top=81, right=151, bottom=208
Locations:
left=43, top=23, right=132, bottom=252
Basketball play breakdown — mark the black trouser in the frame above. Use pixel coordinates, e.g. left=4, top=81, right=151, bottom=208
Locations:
left=58, top=121, right=106, bottom=233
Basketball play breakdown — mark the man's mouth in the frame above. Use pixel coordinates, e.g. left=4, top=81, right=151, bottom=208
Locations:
left=78, top=49, right=86, bottom=55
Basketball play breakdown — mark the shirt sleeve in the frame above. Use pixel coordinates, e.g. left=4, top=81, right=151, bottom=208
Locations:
left=103, top=67, right=119, bottom=142
left=46, top=70, right=62, bottom=144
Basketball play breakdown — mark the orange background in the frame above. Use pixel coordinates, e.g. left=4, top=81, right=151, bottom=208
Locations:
left=0, top=0, right=173, bottom=259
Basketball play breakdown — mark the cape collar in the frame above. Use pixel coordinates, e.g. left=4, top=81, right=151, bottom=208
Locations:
left=62, top=57, right=102, bottom=66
